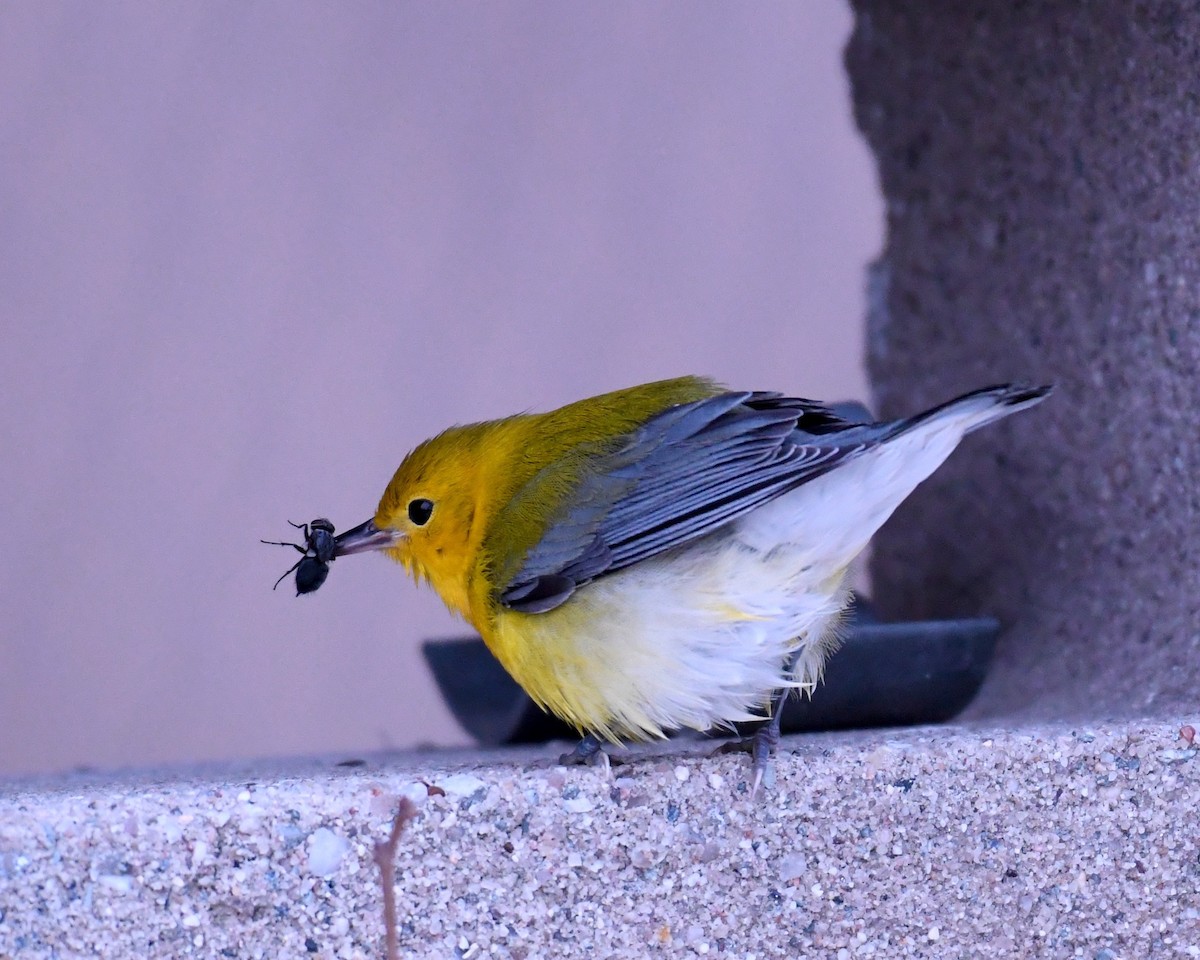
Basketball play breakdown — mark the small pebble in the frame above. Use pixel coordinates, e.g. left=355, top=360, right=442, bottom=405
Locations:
left=778, top=852, right=808, bottom=881
left=98, top=875, right=134, bottom=894
left=397, top=782, right=430, bottom=806
left=438, top=774, right=487, bottom=797
left=306, top=828, right=349, bottom=877
left=630, top=844, right=665, bottom=869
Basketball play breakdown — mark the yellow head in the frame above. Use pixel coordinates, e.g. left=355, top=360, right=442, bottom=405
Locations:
left=328, top=420, right=512, bottom=624
left=377, top=422, right=510, bottom=619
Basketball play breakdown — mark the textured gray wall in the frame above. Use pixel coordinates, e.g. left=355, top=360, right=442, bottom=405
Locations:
left=847, top=3, right=1200, bottom=719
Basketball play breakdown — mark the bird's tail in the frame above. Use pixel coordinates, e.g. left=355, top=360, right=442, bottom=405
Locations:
left=736, top=379, right=1052, bottom=608
left=888, top=382, right=1053, bottom=439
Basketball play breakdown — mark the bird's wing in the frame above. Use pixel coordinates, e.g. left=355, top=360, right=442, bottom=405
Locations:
left=497, top=391, right=866, bottom=613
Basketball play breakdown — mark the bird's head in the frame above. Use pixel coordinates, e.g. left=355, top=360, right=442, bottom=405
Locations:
left=333, top=424, right=495, bottom=620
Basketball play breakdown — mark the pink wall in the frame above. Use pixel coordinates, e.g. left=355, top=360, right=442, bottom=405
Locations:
left=0, top=2, right=881, bottom=776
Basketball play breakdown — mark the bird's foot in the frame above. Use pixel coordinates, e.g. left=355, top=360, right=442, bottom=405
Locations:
left=712, top=725, right=779, bottom=798
left=712, top=689, right=788, bottom=798
left=747, top=721, right=780, bottom=799
left=558, top=733, right=616, bottom=774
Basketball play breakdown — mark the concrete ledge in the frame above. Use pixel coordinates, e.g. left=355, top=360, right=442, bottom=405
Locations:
left=2, top=719, right=1197, bottom=959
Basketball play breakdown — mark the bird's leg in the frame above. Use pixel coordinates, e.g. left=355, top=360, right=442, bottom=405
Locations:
left=713, top=687, right=789, bottom=797
left=558, top=732, right=611, bottom=772
left=749, top=688, right=789, bottom=798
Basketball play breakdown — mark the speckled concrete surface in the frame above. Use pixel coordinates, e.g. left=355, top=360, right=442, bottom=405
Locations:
left=846, top=3, right=1200, bottom=720
left=2, top=720, right=1196, bottom=959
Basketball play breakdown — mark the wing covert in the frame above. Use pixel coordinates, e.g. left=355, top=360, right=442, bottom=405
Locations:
left=498, top=391, right=863, bottom=613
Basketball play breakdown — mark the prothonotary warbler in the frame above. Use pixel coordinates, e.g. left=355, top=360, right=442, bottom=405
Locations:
left=328, top=376, right=1050, bottom=793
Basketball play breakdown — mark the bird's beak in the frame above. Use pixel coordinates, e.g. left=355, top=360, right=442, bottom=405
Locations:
left=332, top=519, right=400, bottom=557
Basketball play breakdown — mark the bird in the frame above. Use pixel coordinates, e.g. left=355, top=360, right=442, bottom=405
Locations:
left=328, top=376, right=1050, bottom=793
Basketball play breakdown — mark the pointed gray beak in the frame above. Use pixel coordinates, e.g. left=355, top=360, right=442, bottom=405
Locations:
left=332, top=519, right=399, bottom=556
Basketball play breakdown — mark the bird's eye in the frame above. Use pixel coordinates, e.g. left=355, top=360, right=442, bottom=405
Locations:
left=407, top=498, right=434, bottom=526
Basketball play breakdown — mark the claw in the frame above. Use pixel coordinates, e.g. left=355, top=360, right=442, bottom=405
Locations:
left=749, top=721, right=780, bottom=799
left=713, top=688, right=788, bottom=798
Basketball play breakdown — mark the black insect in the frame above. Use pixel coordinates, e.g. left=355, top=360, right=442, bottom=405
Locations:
left=262, top=518, right=337, bottom=595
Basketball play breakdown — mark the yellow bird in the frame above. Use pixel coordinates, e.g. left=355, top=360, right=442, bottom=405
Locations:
left=330, top=376, right=1050, bottom=791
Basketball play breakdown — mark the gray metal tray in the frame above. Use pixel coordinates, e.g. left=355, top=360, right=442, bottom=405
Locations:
left=421, top=601, right=999, bottom=745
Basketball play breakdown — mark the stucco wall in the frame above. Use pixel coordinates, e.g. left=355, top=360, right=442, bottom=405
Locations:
left=847, top=2, right=1200, bottom=719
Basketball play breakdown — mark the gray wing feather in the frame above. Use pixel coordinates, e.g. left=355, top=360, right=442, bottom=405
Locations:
left=499, top=391, right=866, bottom=613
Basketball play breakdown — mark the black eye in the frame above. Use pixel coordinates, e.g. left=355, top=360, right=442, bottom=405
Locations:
left=407, top=498, right=434, bottom=526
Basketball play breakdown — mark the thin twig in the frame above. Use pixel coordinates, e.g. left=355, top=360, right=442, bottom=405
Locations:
left=372, top=797, right=417, bottom=960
